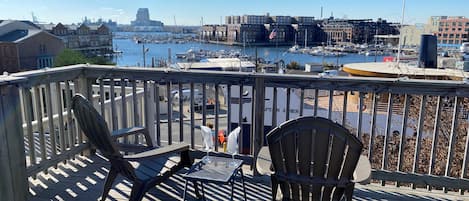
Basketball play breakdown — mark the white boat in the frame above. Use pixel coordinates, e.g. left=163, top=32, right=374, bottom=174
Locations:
left=461, top=42, right=469, bottom=54
left=288, top=45, right=300, bottom=53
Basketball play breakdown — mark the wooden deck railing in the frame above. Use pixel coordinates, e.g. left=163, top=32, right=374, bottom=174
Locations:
left=2, top=64, right=469, bottom=200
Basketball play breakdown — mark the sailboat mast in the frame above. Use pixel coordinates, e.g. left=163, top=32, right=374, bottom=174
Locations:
left=396, top=0, right=406, bottom=65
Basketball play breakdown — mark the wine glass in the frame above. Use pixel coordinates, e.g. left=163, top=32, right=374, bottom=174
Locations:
left=227, top=127, right=241, bottom=167
left=200, top=126, right=214, bottom=163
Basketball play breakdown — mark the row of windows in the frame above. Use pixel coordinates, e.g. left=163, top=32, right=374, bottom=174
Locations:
left=439, top=28, right=469, bottom=32
left=440, top=22, right=469, bottom=27
left=438, top=39, right=466, bottom=44
left=37, top=57, right=53, bottom=68
left=438, top=33, right=468, bottom=38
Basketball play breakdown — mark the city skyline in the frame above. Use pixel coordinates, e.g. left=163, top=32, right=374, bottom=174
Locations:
left=0, top=0, right=467, bottom=25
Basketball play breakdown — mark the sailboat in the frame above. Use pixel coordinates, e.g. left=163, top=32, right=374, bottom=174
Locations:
left=288, top=29, right=309, bottom=54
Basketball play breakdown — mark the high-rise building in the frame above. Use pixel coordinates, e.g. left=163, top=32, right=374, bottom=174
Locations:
left=131, top=8, right=164, bottom=32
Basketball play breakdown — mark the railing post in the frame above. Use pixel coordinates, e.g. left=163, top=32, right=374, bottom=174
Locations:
left=76, top=74, right=95, bottom=155
left=252, top=75, right=265, bottom=175
left=0, top=82, right=28, bottom=201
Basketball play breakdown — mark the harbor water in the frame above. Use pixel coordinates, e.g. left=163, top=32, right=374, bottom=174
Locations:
left=113, top=32, right=387, bottom=67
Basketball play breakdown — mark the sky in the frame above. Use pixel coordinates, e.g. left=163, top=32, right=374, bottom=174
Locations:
left=0, top=0, right=467, bottom=25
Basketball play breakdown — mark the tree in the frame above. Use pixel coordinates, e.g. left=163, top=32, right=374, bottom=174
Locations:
left=54, top=49, right=88, bottom=67
left=54, top=49, right=115, bottom=67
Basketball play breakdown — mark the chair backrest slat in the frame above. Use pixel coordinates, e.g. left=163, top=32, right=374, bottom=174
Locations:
left=281, top=130, right=299, bottom=200
left=267, top=116, right=363, bottom=201
left=298, top=129, right=313, bottom=200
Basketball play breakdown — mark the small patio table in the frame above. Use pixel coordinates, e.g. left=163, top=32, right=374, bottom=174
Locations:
left=182, top=156, right=247, bottom=201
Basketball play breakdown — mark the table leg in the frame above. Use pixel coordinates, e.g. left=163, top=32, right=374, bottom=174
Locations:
left=240, top=169, right=247, bottom=201
left=183, top=180, right=188, bottom=200
left=193, top=181, right=201, bottom=199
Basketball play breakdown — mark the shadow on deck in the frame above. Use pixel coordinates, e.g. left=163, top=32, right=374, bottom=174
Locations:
left=28, top=154, right=467, bottom=201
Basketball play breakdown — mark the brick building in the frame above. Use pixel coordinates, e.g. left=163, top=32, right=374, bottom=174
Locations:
left=0, top=20, right=64, bottom=73
left=434, top=16, right=469, bottom=45
left=202, top=15, right=398, bottom=46
left=321, top=18, right=399, bottom=45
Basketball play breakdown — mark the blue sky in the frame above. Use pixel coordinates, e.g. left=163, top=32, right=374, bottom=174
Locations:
left=0, top=0, right=466, bottom=25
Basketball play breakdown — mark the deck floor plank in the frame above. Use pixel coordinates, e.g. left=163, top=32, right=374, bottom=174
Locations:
left=29, top=154, right=468, bottom=201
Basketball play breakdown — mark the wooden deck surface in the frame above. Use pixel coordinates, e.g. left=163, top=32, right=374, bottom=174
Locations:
left=29, top=154, right=468, bottom=201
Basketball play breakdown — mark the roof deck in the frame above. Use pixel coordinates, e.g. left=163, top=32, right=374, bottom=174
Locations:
left=2, top=64, right=469, bottom=200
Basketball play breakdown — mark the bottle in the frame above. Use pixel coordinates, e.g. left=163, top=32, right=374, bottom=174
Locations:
left=223, top=142, right=227, bottom=152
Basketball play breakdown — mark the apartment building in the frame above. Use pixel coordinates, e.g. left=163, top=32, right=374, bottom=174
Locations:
left=434, top=16, right=469, bottom=45
left=0, top=20, right=64, bottom=72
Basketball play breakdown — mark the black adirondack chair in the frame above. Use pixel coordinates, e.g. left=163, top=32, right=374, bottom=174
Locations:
left=266, top=116, right=363, bottom=201
left=72, top=94, right=192, bottom=201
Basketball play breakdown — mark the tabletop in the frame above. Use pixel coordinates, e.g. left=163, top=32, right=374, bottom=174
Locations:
left=184, top=156, right=244, bottom=183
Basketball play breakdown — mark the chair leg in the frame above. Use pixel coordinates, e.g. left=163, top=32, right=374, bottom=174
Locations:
left=129, top=181, right=145, bottom=201
left=101, top=167, right=118, bottom=201
left=344, top=184, right=354, bottom=201
left=271, top=176, right=279, bottom=201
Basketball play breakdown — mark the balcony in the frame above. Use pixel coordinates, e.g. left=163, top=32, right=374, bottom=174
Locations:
left=2, top=64, right=469, bottom=200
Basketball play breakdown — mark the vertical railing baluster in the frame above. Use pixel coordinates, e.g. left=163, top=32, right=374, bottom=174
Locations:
left=214, top=84, right=220, bottom=152
left=396, top=94, right=410, bottom=187
left=22, top=88, right=35, bottom=166
left=342, top=91, right=348, bottom=126
left=143, top=80, right=150, bottom=145
left=166, top=82, right=172, bottom=145
left=65, top=81, right=74, bottom=148
left=54, top=82, right=65, bottom=156
left=45, top=83, right=57, bottom=158
left=120, top=79, right=128, bottom=143
left=110, top=79, right=118, bottom=131
left=368, top=93, right=378, bottom=159
left=202, top=83, right=207, bottom=126
left=299, top=88, right=304, bottom=116
left=412, top=95, right=427, bottom=189
left=445, top=96, right=461, bottom=192
left=328, top=89, right=333, bottom=120
left=382, top=93, right=394, bottom=186
left=461, top=97, right=469, bottom=194
left=314, top=89, right=319, bottom=116
left=428, top=96, right=443, bottom=191
left=33, top=86, right=46, bottom=165
left=272, top=87, right=277, bottom=128
left=286, top=88, right=291, bottom=120
left=190, top=82, right=195, bottom=149
left=227, top=84, right=232, bottom=133
left=179, top=82, right=184, bottom=142
left=99, top=78, right=105, bottom=118
left=154, top=83, right=161, bottom=146
left=238, top=84, right=244, bottom=154
left=357, top=92, right=364, bottom=138
left=132, top=80, right=139, bottom=126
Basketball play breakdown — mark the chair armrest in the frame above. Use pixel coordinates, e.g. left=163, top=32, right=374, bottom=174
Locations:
left=111, top=126, right=153, bottom=147
left=352, top=155, right=372, bottom=184
left=112, top=127, right=147, bottom=138
left=116, top=143, right=154, bottom=153
left=123, top=143, right=190, bottom=160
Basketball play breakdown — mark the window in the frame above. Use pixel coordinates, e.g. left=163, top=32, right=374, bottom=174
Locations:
left=39, top=44, right=46, bottom=54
